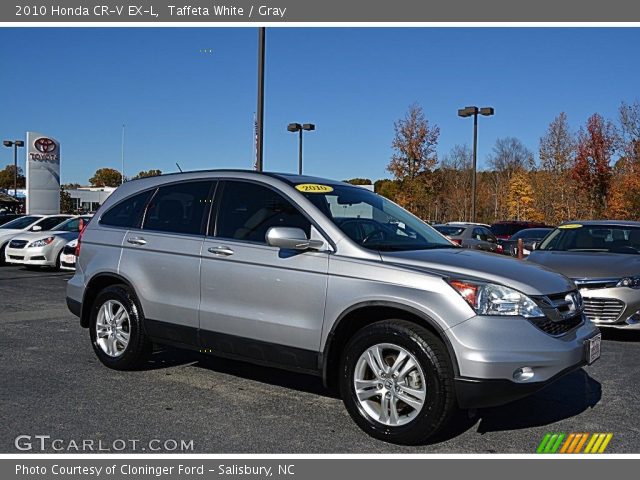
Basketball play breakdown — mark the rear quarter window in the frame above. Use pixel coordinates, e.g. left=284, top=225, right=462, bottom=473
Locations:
left=100, top=190, right=155, bottom=229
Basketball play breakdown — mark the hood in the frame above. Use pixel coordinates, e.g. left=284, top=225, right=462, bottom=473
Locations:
left=0, top=229, right=29, bottom=243
left=528, top=250, right=640, bottom=279
left=9, top=231, right=78, bottom=243
left=381, top=247, right=575, bottom=296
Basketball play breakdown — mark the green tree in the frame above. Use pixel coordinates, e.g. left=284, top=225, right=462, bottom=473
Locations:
left=133, top=169, right=162, bottom=179
left=343, top=178, right=372, bottom=186
left=60, top=187, right=74, bottom=214
left=89, top=168, right=122, bottom=187
left=0, top=165, right=26, bottom=190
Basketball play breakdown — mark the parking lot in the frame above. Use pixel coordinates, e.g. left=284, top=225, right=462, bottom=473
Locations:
left=1, top=264, right=639, bottom=453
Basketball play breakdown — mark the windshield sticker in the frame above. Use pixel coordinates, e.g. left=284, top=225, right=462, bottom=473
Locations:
left=295, top=184, right=334, bottom=193
left=559, top=224, right=583, bottom=229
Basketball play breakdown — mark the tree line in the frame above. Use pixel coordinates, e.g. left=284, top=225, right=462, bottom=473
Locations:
left=351, top=101, right=640, bottom=224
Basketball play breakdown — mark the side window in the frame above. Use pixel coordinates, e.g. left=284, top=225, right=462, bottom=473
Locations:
left=472, top=228, right=483, bottom=241
left=101, top=190, right=154, bottom=229
left=215, top=181, right=311, bottom=243
left=143, top=181, right=212, bottom=235
left=481, top=227, right=496, bottom=242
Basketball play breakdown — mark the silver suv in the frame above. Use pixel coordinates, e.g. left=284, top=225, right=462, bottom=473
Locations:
left=67, top=171, right=601, bottom=444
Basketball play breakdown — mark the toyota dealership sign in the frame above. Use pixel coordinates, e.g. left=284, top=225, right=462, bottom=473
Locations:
left=26, top=131, right=60, bottom=214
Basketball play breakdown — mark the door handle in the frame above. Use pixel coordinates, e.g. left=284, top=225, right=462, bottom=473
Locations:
left=127, top=237, right=147, bottom=246
left=208, top=245, right=234, bottom=256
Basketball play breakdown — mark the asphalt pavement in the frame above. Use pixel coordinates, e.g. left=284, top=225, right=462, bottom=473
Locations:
left=1, top=265, right=639, bottom=453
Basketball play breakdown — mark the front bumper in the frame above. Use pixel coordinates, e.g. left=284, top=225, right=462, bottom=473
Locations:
left=5, top=245, right=56, bottom=266
left=580, top=286, right=640, bottom=329
left=447, top=314, right=600, bottom=408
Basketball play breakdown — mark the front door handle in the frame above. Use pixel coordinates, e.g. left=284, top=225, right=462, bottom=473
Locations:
left=127, top=237, right=147, bottom=246
left=208, top=245, right=234, bottom=256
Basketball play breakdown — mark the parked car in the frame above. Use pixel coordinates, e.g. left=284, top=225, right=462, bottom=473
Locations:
left=528, top=221, right=640, bottom=330
left=59, top=239, right=78, bottom=271
left=67, top=171, right=600, bottom=444
left=433, top=223, right=502, bottom=253
left=500, top=228, right=553, bottom=257
left=0, top=214, right=72, bottom=265
left=490, top=221, right=550, bottom=240
left=0, top=213, right=23, bottom=226
left=5, top=216, right=91, bottom=269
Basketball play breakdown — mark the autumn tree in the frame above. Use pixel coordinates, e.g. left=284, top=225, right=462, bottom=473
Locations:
left=572, top=113, right=617, bottom=216
left=619, top=100, right=640, bottom=162
left=440, top=144, right=473, bottom=221
left=537, top=112, right=576, bottom=223
left=60, top=187, right=74, bottom=214
left=133, top=169, right=163, bottom=179
left=374, top=179, right=401, bottom=202
left=0, top=165, right=26, bottom=190
left=89, top=168, right=122, bottom=187
left=388, top=103, right=440, bottom=217
left=487, top=137, right=534, bottom=220
left=507, top=169, right=542, bottom=221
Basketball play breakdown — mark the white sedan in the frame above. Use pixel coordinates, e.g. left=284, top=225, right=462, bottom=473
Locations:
left=4, top=216, right=91, bottom=269
left=0, top=214, right=72, bottom=265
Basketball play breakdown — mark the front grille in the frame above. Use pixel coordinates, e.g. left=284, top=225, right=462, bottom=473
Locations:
left=62, top=245, right=75, bottom=255
left=583, top=298, right=625, bottom=323
left=574, top=278, right=619, bottom=290
left=9, top=239, right=28, bottom=249
left=530, top=314, right=584, bottom=336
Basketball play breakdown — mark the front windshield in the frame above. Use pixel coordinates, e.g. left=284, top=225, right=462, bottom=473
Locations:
left=301, top=184, right=455, bottom=251
left=0, top=216, right=41, bottom=230
left=52, top=217, right=90, bottom=232
left=539, top=224, right=640, bottom=254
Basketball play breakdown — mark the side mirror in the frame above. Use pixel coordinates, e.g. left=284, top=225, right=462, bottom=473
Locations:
left=266, top=227, right=324, bottom=251
left=531, top=241, right=538, bottom=251
left=31, top=225, right=42, bottom=232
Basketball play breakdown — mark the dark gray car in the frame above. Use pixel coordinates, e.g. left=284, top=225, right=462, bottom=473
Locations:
left=528, top=221, right=640, bottom=330
left=433, top=223, right=500, bottom=253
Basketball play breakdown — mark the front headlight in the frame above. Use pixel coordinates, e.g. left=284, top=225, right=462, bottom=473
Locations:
left=617, top=276, right=640, bottom=289
left=28, top=237, right=55, bottom=248
left=448, top=279, right=545, bottom=318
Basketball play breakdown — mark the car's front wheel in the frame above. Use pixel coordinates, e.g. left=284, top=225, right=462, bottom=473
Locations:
left=89, top=285, right=152, bottom=370
left=339, top=320, right=456, bottom=445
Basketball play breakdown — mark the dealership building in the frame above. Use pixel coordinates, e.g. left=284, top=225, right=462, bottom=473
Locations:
left=67, top=186, right=115, bottom=213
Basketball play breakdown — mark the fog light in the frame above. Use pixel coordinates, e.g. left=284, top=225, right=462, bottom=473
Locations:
left=513, top=367, right=535, bottom=382
left=626, top=311, right=640, bottom=325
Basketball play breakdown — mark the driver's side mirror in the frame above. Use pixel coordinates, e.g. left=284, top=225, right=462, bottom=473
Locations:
left=531, top=241, right=538, bottom=251
left=31, top=225, right=42, bottom=232
left=266, top=227, right=325, bottom=251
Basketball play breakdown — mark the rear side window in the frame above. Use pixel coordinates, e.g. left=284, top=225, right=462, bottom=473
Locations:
left=101, top=190, right=154, bottom=229
left=215, top=181, right=311, bottom=243
left=143, top=181, right=212, bottom=235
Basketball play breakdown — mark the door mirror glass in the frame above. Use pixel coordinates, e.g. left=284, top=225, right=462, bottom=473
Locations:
left=266, top=227, right=324, bottom=251
left=31, top=225, right=42, bottom=232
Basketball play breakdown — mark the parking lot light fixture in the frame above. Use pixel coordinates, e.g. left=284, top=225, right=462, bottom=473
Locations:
left=457, top=106, right=494, bottom=222
left=3, top=139, right=25, bottom=199
left=287, top=122, right=316, bottom=175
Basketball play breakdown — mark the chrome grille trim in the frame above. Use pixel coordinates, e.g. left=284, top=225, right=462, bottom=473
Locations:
left=583, top=297, right=626, bottom=323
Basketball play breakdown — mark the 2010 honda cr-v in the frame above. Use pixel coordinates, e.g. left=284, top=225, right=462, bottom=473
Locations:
left=66, top=170, right=601, bottom=444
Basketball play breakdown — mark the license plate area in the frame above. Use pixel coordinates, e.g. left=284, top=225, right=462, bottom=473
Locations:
left=585, top=333, right=601, bottom=365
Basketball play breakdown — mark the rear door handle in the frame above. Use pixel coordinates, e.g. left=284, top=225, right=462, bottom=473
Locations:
left=207, top=245, right=234, bottom=256
left=127, top=237, right=147, bottom=246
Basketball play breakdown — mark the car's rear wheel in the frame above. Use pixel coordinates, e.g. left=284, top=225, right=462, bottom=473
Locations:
left=89, top=285, right=152, bottom=370
left=339, top=320, right=456, bottom=445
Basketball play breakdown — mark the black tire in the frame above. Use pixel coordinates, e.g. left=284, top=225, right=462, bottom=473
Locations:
left=53, top=249, right=63, bottom=270
left=339, top=319, right=456, bottom=445
left=0, top=242, right=6, bottom=265
left=89, top=284, right=152, bottom=370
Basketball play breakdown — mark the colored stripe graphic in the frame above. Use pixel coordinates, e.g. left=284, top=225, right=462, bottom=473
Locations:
left=537, top=433, right=613, bottom=454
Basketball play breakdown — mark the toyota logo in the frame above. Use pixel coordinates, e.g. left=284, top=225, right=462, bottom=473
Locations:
left=34, top=138, right=56, bottom=153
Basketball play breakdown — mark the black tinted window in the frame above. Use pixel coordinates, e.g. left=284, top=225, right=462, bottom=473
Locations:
left=101, top=190, right=154, bottom=229
left=143, top=181, right=212, bottom=235
left=215, top=181, right=311, bottom=243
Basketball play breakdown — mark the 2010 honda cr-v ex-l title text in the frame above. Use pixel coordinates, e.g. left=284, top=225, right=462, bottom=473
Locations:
left=66, top=170, right=601, bottom=444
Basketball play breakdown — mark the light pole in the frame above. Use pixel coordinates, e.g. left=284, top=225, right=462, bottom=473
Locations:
left=457, top=106, right=494, bottom=222
left=2, top=139, right=25, bottom=199
left=256, top=27, right=266, bottom=172
left=287, top=123, right=315, bottom=175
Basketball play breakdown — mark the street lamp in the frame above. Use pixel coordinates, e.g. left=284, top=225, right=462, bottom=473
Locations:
left=457, top=106, right=494, bottom=222
left=2, top=139, right=25, bottom=199
left=287, top=123, right=315, bottom=175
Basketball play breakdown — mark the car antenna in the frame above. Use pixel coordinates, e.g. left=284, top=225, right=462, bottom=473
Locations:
left=176, top=162, right=183, bottom=172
